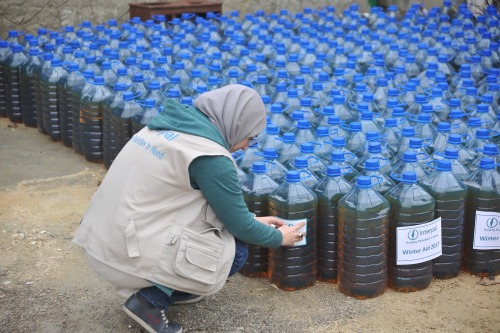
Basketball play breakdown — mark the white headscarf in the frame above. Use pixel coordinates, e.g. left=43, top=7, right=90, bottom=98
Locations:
left=194, top=84, right=267, bottom=150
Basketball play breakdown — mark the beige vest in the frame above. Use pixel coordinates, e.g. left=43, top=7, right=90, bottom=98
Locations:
left=73, top=128, right=236, bottom=296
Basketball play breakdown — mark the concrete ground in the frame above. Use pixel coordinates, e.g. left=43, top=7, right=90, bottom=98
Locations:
left=0, top=117, right=499, bottom=333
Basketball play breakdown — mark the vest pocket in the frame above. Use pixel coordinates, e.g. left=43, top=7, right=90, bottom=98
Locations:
left=173, top=227, right=224, bottom=285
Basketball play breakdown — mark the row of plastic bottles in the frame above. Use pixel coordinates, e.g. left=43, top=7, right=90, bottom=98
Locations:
left=240, top=156, right=500, bottom=298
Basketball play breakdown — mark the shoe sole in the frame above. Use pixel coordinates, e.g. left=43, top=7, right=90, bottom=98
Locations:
left=172, top=295, right=204, bottom=305
left=122, top=305, right=183, bottom=333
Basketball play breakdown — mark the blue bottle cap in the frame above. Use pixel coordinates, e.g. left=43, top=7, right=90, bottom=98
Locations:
left=367, top=141, right=382, bottom=153
left=448, top=134, right=462, bottom=145
left=436, top=160, right=452, bottom=171
left=114, top=82, right=127, bottom=91
left=476, top=104, right=489, bottom=113
left=401, top=171, right=417, bottom=183
left=331, top=137, right=345, bottom=147
left=364, top=158, right=380, bottom=170
left=330, top=150, right=345, bottom=162
left=252, top=162, right=267, bottom=174
left=483, top=144, right=499, bottom=156
left=403, top=151, right=418, bottom=162
left=402, top=126, right=415, bottom=137
left=385, top=118, right=397, bottom=128
left=316, top=126, right=329, bottom=137
left=409, top=138, right=422, bottom=148
left=50, top=58, right=62, bottom=66
left=468, top=117, right=481, bottom=127
left=263, top=148, right=278, bottom=160
left=270, top=104, right=283, bottom=113
left=133, top=73, right=144, bottom=82
left=444, top=148, right=459, bottom=160
left=300, top=142, right=315, bottom=153
left=85, top=55, right=97, bottom=63
left=123, top=91, right=136, bottom=101
left=350, top=122, right=362, bottom=132
left=144, top=98, right=156, bottom=108
left=357, top=176, right=372, bottom=188
left=266, top=124, right=279, bottom=135
left=94, top=76, right=105, bottom=85
left=322, top=106, right=334, bottom=116
left=12, top=44, right=24, bottom=53
left=417, top=113, right=431, bottom=123
left=479, top=158, right=495, bottom=170
left=287, top=89, right=298, bottom=98
left=293, top=156, right=309, bottom=168
left=333, top=95, right=345, bottom=104
left=437, top=122, right=450, bottom=132
left=148, top=81, right=160, bottom=90
left=282, top=132, right=296, bottom=143
left=167, top=88, right=180, bottom=98
left=325, top=165, right=342, bottom=177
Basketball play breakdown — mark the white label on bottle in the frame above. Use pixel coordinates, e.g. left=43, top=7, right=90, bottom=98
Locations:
left=396, top=217, right=442, bottom=266
left=473, top=211, right=500, bottom=250
left=280, top=218, right=307, bottom=247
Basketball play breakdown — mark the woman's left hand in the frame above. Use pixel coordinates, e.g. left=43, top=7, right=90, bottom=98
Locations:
left=255, top=216, right=285, bottom=228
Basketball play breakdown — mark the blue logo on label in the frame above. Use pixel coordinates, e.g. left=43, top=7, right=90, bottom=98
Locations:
left=408, top=229, right=419, bottom=241
left=486, top=218, right=498, bottom=228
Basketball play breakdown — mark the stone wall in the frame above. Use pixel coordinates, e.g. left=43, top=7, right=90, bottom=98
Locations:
left=1, top=0, right=444, bottom=35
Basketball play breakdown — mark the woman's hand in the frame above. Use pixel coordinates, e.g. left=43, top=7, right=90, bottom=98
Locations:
left=255, top=216, right=285, bottom=228
left=254, top=216, right=305, bottom=247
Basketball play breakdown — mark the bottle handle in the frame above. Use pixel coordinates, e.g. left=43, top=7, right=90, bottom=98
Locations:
left=231, top=150, right=245, bottom=161
left=264, top=160, right=277, bottom=171
left=416, top=151, right=430, bottom=161
left=465, top=104, right=477, bottom=113
left=461, top=134, right=473, bottom=144
left=422, top=137, right=433, bottom=146
left=343, top=151, right=357, bottom=161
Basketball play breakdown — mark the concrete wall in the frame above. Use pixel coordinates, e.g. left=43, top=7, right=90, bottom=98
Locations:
left=1, top=0, right=443, bottom=35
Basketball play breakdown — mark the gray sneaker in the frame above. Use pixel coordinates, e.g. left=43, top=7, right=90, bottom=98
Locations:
left=123, top=293, right=183, bottom=333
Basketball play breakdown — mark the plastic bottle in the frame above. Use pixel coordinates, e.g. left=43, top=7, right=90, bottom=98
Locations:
left=288, top=156, right=320, bottom=188
left=433, top=134, right=475, bottom=167
left=392, top=151, right=430, bottom=183
left=4, top=44, right=26, bottom=123
left=240, top=162, right=280, bottom=277
left=463, top=158, right=500, bottom=276
left=385, top=171, right=435, bottom=292
left=345, top=122, right=367, bottom=158
left=131, top=98, right=160, bottom=135
left=40, top=58, right=68, bottom=141
left=111, top=91, right=142, bottom=157
left=79, top=76, right=113, bottom=162
left=312, top=165, right=352, bottom=282
left=355, top=158, right=395, bottom=196
left=102, top=82, right=127, bottom=168
left=18, top=47, right=41, bottom=127
left=239, top=143, right=263, bottom=173
left=71, top=70, right=95, bottom=154
left=0, top=40, right=12, bottom=117
left=277, top=132, right=301, bottom=166
left=439, top=148, right=471, bottom=181
left=292, top=142, right=327, bottom=178
left=259, top=148, right=288, bottom=184
left=420, top=160, right=468, bottom=279
left=268, top=170, right=318, bottom=290
left=338, top=175, right=390, bottom=299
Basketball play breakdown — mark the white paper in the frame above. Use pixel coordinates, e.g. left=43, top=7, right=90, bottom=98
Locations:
left=473, top=211, right=500, bottom=250
left=396, top=217, right=442, bottom=265
left=281, top=218, right=307, bottom=247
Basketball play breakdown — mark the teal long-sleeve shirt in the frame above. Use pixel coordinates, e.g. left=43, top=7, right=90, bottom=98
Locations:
left=188, top=155, right=282, bottom=249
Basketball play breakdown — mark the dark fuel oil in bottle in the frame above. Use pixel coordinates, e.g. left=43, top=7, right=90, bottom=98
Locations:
left=268, top=170, right=318, bottom=291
